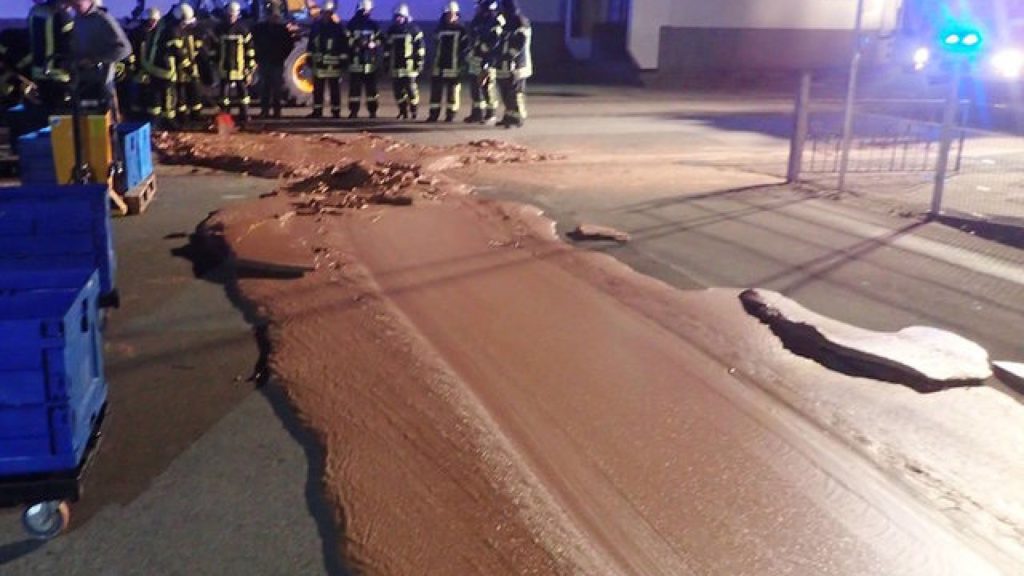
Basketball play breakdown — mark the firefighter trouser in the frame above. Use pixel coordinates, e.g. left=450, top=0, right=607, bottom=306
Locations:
left=468, top=70, right=497, bottom=118
left=260, top=64, right=285, bottom=116
left=177, top=78, right=203, bottom=118
left=392, top=77, right=419, bottom=117
left=348, top=72, right=378, bottom=116
left=148, top=78, right=178, bottom=122
left=498, top=77, right=527, bottom=123
left=36, top=79, right=70, bottom=113
left=429, top=78, right=460, bottom=118
left=312, top=74, right=341, bottom=116
left=219, top=79, right=251, bottom=120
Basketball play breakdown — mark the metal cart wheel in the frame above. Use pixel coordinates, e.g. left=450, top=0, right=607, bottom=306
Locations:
left=21, top=500, right=71, bottom=540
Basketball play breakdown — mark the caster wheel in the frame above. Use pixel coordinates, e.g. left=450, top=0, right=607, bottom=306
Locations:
left=22, top=501, right=70, bottom=540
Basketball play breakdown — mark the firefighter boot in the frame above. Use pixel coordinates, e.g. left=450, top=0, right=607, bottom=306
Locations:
left=368, top=101, right=378, bottom=119
left=397, top=102, right=408, bottom=120
left=409, top=104, right=418, bottom=120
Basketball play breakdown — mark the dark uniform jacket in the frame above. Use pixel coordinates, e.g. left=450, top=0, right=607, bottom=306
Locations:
left=216, top=20, right=255, bottom=81
left=431, top=17, right=469, bottom=79
left=384, top=20, right=424, bottom=78
left=497, top=13, right=531, bottom=80
left=28, top=1, right=74, bottom=83
left=253, top=19, right=296, bottom=69
left=467, top=9, right=503, bottom=75
left=308, top=16, right=347, bottom=78
left=347, top=11, right=381, bottom=74
left=143, top=16, right=183, bottom=82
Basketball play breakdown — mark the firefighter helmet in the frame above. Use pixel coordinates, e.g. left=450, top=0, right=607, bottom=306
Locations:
left=146, top=6, right=162, bottom=20
left=394, top=3, right=409, bottom=18
left=174, top=3, right=196, bottom=24
left=358, top=0, right=374, bottom=12
left=227, top=2, right=242, bottom=16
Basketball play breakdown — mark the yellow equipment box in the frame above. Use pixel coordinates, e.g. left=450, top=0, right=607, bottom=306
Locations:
left=49, top=113, right=113, bottom=186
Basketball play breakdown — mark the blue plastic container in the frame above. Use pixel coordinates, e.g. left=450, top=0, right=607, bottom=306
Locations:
left=0, top=185, right=116, bottom=299
left=116, top=122, right=153, bottom=191
left=0, top=269, right=107, bottom=477
left=17, top=129, right=57, bottom=186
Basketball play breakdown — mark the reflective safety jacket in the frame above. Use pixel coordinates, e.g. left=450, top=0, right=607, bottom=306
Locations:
left=142, top=16, right=184, bottom=82
left=0, top=28, right=31, bottom=100
left=466, top=10, right=503, bottom=76
left=497, top=13, right=532, bottom=81
left=431, top=18, right=468, bottom=79
left=179, top=23, right=204, bottom=83
left=347, top=11, right=381, bottom=75
left=27, top=2, right=74, bottom=83
left=384, top=20, right=424, bottom=78
left=216, top=20, right=255, bottom=81
left=126, top=22, right=155, bottom=82
left=309, top=16, right=348, bottom=79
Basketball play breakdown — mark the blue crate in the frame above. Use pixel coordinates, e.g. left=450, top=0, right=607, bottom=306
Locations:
left=0, top=269, right=107, bottom=477
left=5, top=105, right=49, bottom=156
left=17, top=129, right=57, bottom=185
left=116, top=122, right=153, bottom=191
left=0, top=185, right=116, bottom=298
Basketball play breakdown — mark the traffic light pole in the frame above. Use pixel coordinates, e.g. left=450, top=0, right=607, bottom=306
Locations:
left=837, top=0, right=866, bottom=192
left=931, top=61, right=962, bottom=217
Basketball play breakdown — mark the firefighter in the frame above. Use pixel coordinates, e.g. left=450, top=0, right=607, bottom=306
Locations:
left=496, top=0, right=530, bottom=128
left=426, top=2, right=468, bottom=123
left=253, top=7, right=295, bottom=118
left=383, top=3, right=424, bottom=120
left=168, top=4, right=204, bottom=123
left=307, top=1, right=347, bottom=118
left=215, top=1, right=256, bottom=123
left=347, top=0, right=381, bottom=119
left=464, top=0, right=503, bottom=125
left=0, top=27, right=33, bottom=110
left=142, top=6, right=184, bottom=128
left=125, top=7, right=161, bottom=120
left=27, top=0, right=74, bottom=113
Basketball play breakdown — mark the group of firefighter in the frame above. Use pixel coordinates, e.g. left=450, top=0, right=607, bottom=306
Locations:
left=0, top=0, right=533, bottom=130
left=308, top=0, right=532, bottom=127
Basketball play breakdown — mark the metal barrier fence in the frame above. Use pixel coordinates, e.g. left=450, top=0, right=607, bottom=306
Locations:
left=789, top=74, right=1024, bottom=225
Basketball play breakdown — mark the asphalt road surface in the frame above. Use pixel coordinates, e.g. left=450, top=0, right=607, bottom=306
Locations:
left=0, top=85, right=1020, bottom=574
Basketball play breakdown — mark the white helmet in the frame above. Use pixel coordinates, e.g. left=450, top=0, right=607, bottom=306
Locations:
left=394, top=3, right=409, bottom=18
left=94, top=0, right=104, bottom=7
left=146, top=6, right=162, bottom=20
left=323, top=1, right=336, bottom=11
left=174, top=3, right=196, bottom=24
left=444, top=2, right=459, bottom=13
left=358, top=0, right=373, bottom=12
left=227, top=2, right=242, bottom=16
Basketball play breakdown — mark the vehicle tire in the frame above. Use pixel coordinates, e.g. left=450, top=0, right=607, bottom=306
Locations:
left=284, top=39, right=314, bottom=107
left=22, top=501, right=71, bottom=540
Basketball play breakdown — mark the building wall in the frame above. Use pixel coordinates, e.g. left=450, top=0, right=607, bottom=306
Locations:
left=629, top=0, right=902, bottom=70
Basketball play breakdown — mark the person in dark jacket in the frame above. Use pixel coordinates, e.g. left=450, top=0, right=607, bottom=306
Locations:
left=495, top=0, right=530, bottom=128
left=0, top=28, right=33, bottom=109
left=215, top=1, right=256, bottom=123
left=464, top=0, right=502, bottom=125
left=307, top=1, right=347, bottom=118
left=383, top=3, right=424, bottom=120
left=253, top=8, right=295, bottom=118
left=347, top=0, right=381, bottom=118
left=124, top=7, right=161, bottom=120
left=68, top=0, right=132, bottom=118
left=27, top=0, right=74, bottom=113
left=174, top=3, right=206, bottom=122
left=426, top=2, right=468, bottom=123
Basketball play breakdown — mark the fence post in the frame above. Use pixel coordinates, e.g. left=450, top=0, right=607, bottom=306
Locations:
left=931, top=63, right=962, bottom=218
left=838, top=0, right=867, bottom=192
left=787, top=71, right=813, bottom=183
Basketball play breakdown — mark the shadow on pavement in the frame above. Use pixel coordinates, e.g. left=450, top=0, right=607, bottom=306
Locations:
left=0, top=540, right=43, bottom=565
left=935, top=213, right=1024, bottom=251
left=171, top=232, right=352, bottom=576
